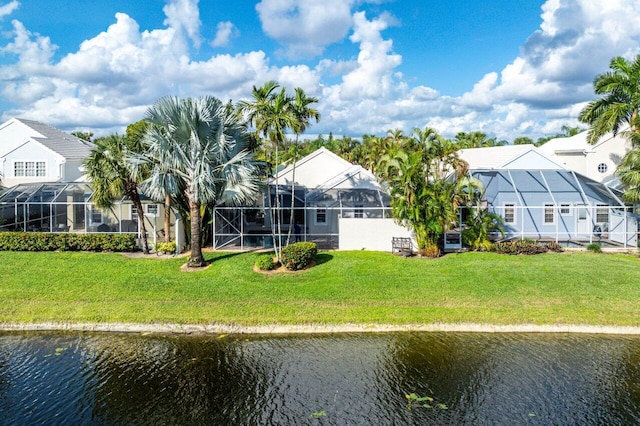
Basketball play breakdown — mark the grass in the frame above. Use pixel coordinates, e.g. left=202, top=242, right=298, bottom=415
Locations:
left=1, top=250, right=640, bottom=326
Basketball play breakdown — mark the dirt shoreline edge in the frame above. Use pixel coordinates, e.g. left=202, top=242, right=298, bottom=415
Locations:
left=1, top=322, right=640, bottom=335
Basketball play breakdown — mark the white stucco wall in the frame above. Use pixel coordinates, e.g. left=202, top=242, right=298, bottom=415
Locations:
left=3, top=141, right=63, bottom=186
left=338, top=218, right=416, bottom=251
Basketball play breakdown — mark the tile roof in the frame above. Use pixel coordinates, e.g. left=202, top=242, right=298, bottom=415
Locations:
left=15, top=118, right=94, bottom=160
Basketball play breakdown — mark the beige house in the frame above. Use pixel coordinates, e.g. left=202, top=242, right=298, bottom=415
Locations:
left=538, top=128, right=632, bottom=189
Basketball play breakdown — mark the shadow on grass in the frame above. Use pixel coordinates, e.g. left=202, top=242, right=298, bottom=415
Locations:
left=316, top=253, right=333, bottom=266
left=204, top=250, right=252, bottom=263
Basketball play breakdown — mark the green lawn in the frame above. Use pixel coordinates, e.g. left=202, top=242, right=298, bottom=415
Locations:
left=1, top=250, right=639, bottom=326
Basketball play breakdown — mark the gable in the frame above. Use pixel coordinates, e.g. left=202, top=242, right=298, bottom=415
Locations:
left=0, top=118, right=42, bottom=156
left=274, top=147, right=357, bottom=188
left=501, top=150, right=565, bottom=170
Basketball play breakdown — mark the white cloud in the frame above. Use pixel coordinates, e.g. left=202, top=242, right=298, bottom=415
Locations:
left=162, top=0, right=202, bottom=48
left=256, top=0, right=355, bottom=58
left=211, top=21, right=238, bottom=47
left=0, top=0, right=18, bottom=19
left=2, top=0, right=640, bottom=141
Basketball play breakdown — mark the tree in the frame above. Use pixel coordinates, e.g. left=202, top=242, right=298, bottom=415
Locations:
left=238, top=81, right=296, bottom=260
left=579, top=54, right=640, bottom=144
left=617, top=148, right=640, bottom=203
left=286, top=87, right=320, bottom=245
left=84, top=134, right=151, bottom=254
left=142, top=96, right=263, bottom=267
left=454, top=131, right=500, bottom=148
left=513, top=136, right=534, bottom=145
left=380, top=127, right=474, bottom=257
left=72, top=131, right=94, bottom=142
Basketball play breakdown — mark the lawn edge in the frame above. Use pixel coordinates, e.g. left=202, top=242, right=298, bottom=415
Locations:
left=2, top=322, right=640, bottom=335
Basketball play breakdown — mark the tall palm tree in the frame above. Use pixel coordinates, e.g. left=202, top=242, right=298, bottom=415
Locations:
left=84, top=134, right=151, bottom=254
left=286, top=87, right=320, bottom=245
left=142, top=96, right=263, bottom=267
left=617, top=148, right=640, bottom=203
left=238, top=81, right=295, bottom=260
left=579, top=54, right=640, bottom=144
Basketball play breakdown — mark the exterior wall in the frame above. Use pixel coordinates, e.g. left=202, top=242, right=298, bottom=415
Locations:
left=3, top=141, right=63, bottom=186
left=62, top=159, right=86, bottom=182
left=339, top=218, right=415, bottom=251
left=0, top=119, right=40, bottom=156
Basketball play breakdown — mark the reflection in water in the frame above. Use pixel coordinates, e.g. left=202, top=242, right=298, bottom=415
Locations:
left=0, top=332, right=639, bottom=425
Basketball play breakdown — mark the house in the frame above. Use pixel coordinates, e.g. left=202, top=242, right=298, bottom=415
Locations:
left=212, top=147, right=414, bottom=251
left=459, top=144, right=637, bottom=247
left=0, top=118, right=180, bottom=246
left=0, top=118, right=95, bottom=187
left=538, top=128, right=632, bottom=189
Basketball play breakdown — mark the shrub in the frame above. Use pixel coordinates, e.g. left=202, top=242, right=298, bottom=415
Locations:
left=545, top=241, right=564, bottom=253
left=491, top=240, right=549, bottom=255
left=154, top=241, right=177, bottom=254
left=281, top=242, right=317, bottom=271
left=255, top=254, right=276, bottom=271
left=586, top=243, right=602, bottom=253
left=0, top=232, right=137, bottom=252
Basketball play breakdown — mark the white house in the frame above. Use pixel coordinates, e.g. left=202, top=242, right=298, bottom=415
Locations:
left=0, top=118, right=94, bottom=187
left=212, top=147, right=415, bottom=251
left=538, top=128, right=632, bottom=189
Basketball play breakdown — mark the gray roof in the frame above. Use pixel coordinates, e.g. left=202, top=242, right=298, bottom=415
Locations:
left=16, top=118, right=94, bottom=160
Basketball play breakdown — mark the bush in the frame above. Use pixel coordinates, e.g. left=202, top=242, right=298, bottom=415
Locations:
left=0, top=232, right=137, bottom=252
left=586, top=243, right=602, bottom=253
left=281, top=242, right=317, bottom=271
left=154, top=241, right=176, bottom=254
left=545, top=241, right=564, bottom=253
left=491, top=240, right=550, bottom=255
left=255, top=254, right=276, bottom=271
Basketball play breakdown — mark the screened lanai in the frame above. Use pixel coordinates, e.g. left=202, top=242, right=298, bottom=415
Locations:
left=0, top=182, right=171, bottom=245
left=471, top=169, right=637, bottom=247
left=212, top=186, right=392, bottom=250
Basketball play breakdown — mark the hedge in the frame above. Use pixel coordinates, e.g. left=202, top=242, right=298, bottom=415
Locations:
left=0, top=232, right=137, bottom=252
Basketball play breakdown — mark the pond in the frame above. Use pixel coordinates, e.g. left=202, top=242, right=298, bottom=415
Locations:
left=1, top=332, right=639, bottom=425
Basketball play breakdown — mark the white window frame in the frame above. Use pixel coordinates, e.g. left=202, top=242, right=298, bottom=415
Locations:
left=89, top=206, right=103, bottom=226
left=559, top=203, right=571, bottom=216
left=145, top=204, right=159, bottom=216
left=13, top=160, right=46, bottom=178
left=543, top=203, right=555, bottom=225
left=596, top=204, right=609, bottom=224
left=315, top=206, right=327, bottom=225
left=503, top=203, right=516, bottom=224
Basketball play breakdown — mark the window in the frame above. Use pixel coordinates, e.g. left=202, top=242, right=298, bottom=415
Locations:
left=14, top=161, right=45, bottom=177
left=131, top=205, right=139, bottom=223
left=315, top=207, right=327, bottom=225
left=597, top=163, right=608, bottom=174
left=145, top=204, right=158, bottom=216
left=544, top=203, right=555, bottom=224
left=596, top=204, right=609, bottom=223
left=560, top=204, right=571, bottom=215
left=354, top=204, right=364, bottom=218
left=503, top=203, right=515, bottom=224
left=14, top=161, right=24, bottom=177
left=90, top=207, right=103, bottom=225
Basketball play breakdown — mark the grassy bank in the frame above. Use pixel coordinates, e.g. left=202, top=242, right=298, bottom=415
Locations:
left=1, top=250, right=639, bottom=326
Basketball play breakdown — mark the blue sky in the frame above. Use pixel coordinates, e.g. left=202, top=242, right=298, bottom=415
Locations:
left=0, top=0, right=639, bottom=141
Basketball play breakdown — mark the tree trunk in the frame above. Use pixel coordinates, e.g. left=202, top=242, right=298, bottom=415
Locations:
left=188, top=197, right=206, bottom=267
left=129, top=189, right=150, bottom=254
left=164, top=193, right=171, bottom=243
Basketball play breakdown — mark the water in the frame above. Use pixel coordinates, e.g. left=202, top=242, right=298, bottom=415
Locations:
left=1, top=332, right=640, bottom=425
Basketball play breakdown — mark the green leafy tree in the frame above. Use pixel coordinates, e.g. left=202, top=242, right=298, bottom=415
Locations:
left=579, top=55, right=640, bottom=143
left=454, top=131, right=500, bottom=148
left=71, top=131, right=94, bottom=142
left=513, top=136, right=534, bottom=145
left=380, top=127, right=472, bottom=257
left=84, top=134, right=150, bottom=254
left=142, top=96, right=263, bottom=267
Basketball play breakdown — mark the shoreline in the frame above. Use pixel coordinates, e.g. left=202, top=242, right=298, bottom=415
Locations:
left=2, top=322, right=640, bottom=336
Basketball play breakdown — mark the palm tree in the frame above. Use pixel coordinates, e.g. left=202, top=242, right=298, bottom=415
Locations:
left=238, top=81, right=295, bottom=260
left=286, top=87, right=320, bottom=245
left=380, top=127, right=473, bottom=257
left=617, top=148, right=640, bottom=203
left=84, top=134, right=151, bottom=254
left=579, top=54, right=640, bottom=144
left=142, top=96, right=263, bottom=267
